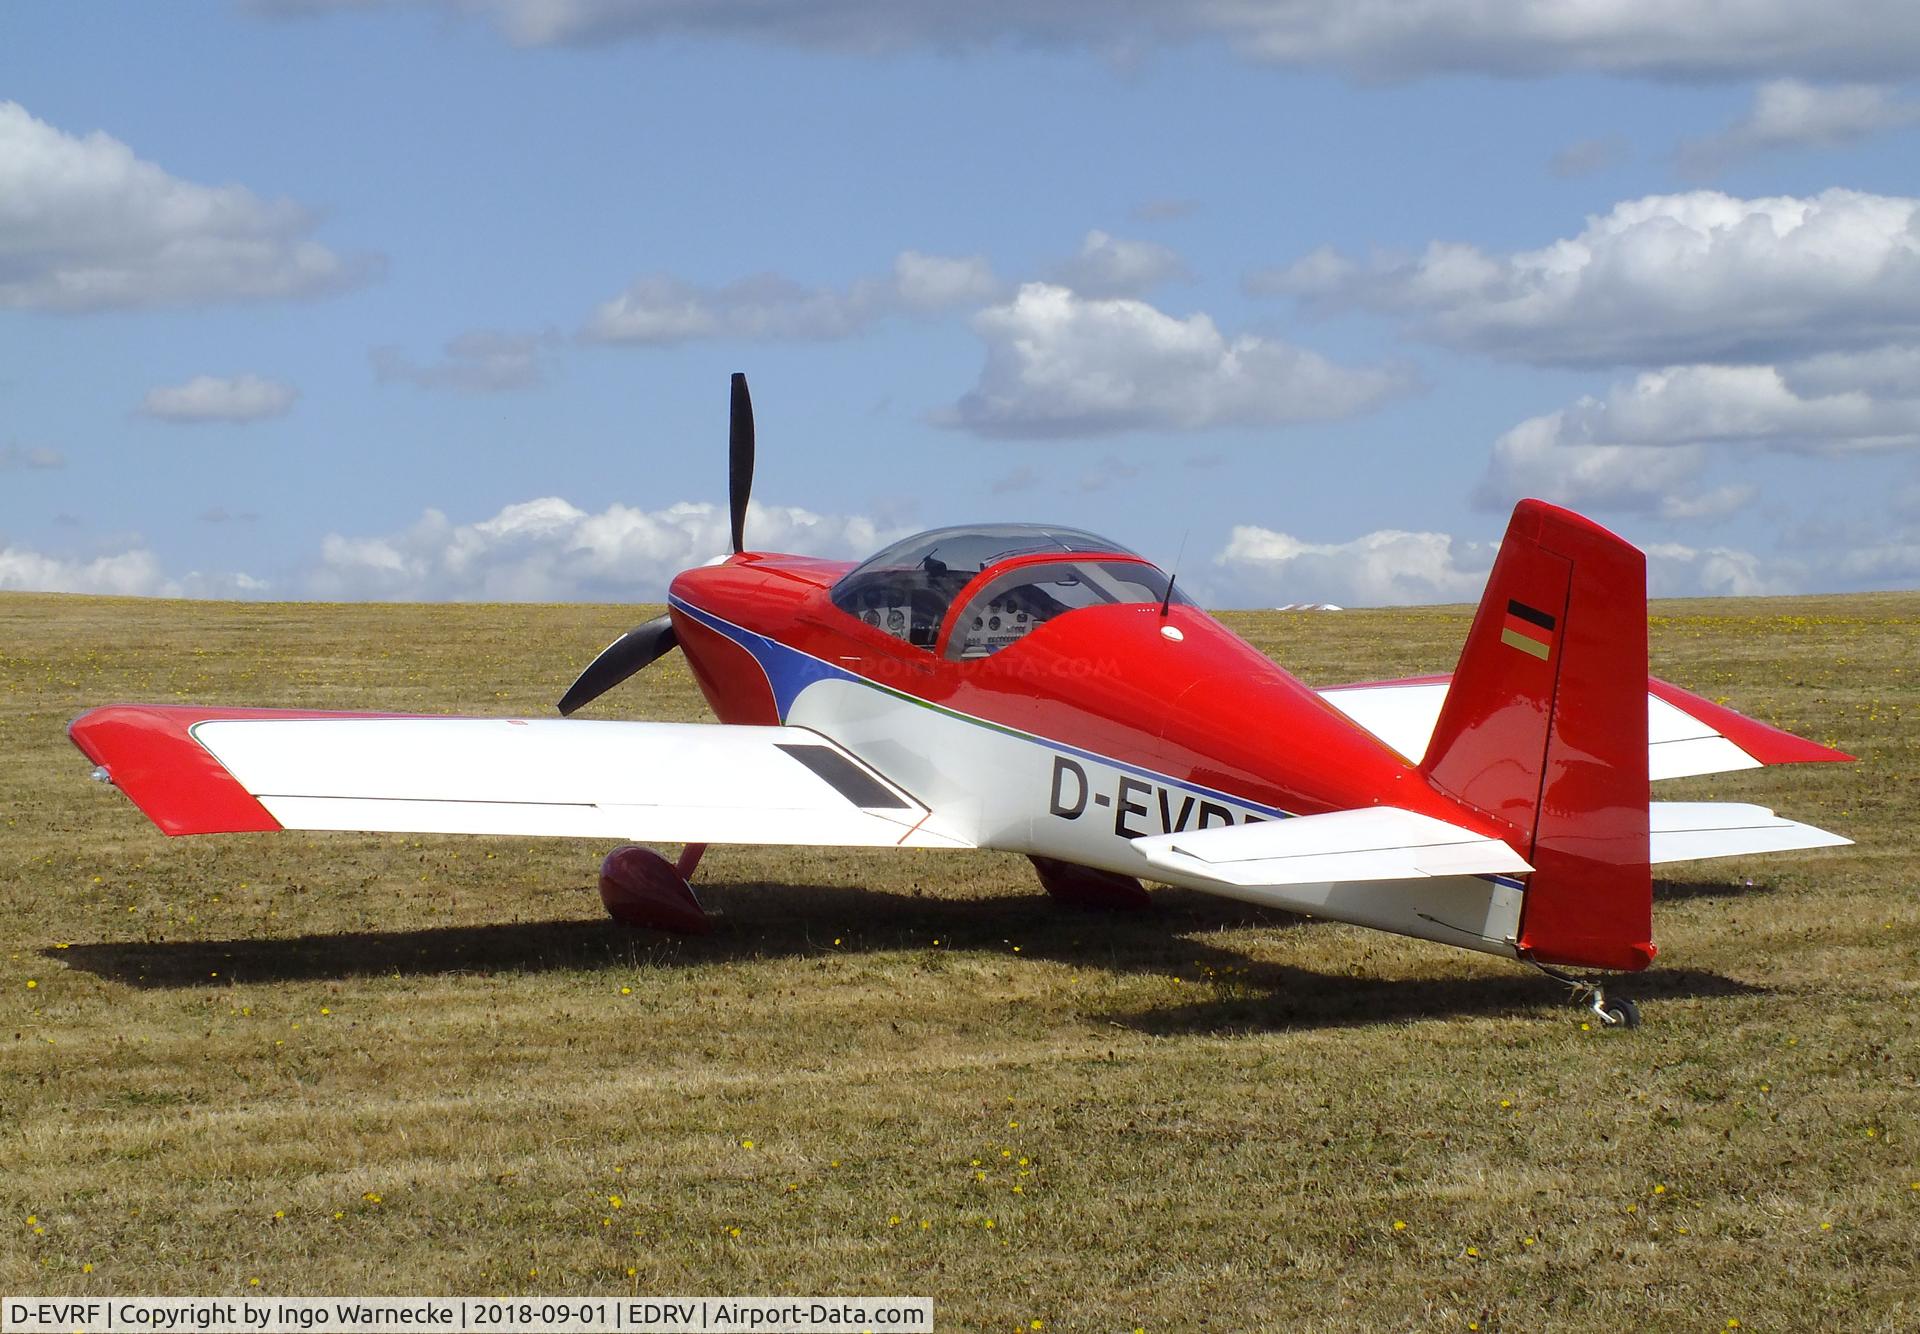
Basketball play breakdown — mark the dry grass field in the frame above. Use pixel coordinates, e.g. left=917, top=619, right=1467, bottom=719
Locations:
left=2, top=590, right=1915, bottom=1331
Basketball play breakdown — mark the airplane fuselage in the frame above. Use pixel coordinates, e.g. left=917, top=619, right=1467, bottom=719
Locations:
left=669, top=553, right=1532, bottom=956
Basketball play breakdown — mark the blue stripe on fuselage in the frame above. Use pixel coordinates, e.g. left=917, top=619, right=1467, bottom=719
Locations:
left=669, top=594, right=1296, bottom=821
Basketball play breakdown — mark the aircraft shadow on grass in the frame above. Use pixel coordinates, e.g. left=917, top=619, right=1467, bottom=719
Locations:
left=49, top=877, right=1768, bottom=1030
left=1653, top=877, right=1778, bottom=903
left=1105, top=964, right=1764, bottom=1036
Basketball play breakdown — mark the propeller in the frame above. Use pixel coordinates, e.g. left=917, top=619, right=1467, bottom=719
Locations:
left=729, top=370, right=754, bottom=554
left=557, top=614, right=678, bottom=717
left=556, top=372, right=753, bottom=716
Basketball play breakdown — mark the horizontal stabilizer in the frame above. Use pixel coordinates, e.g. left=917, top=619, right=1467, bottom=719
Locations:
left=1317, top=676, right=1853, bottom=781
left=1650, top=802, right=1851, bottom=865
left=1133, top=806, right=1532, bottom=887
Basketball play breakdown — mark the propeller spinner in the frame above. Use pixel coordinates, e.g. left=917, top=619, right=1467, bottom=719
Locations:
left=556, top=373, right=754, bottom=716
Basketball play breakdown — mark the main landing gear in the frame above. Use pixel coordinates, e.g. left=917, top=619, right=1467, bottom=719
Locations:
left=1029, top=856, right=1154, bottom=912
left=598, top=843, right=712, bottom=935
left=1528, top=958, right=1642, bottom=1029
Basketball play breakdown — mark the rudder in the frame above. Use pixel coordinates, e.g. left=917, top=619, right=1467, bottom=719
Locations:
left=1421, top=500, right=1654, bottom=972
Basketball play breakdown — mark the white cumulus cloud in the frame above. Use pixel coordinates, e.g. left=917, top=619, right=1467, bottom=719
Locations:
left=0, top=101, right=381, bottom=312
left=372, top=330, right=550, bottom=393
left=1679, top=79, right=1920, bottom=175
left=1212, top=524, right=1494, bottom=608
left=1475, top=358, right=1920, bottom=516
left=1211, top=518, right=1815, bottom=605
left=582, top=250, right=1001, bottom=344
left=259, top=1, right=1920, bottom=82
left=1048, top=230, right=1190, bottom=298
left=1253, top=189, right=1920, bottom=368
left=1644, top=542, right=1801, bottom=597
left=308, top=496, right=900, bottom=600
left=946, top=282, right=1411, bottom=438
left=141, top=374, right=300, bottom=423
left=0, top=542, right=267, bottom=597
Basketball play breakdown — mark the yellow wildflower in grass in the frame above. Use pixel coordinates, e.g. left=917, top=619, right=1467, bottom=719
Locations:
left=249, top=1279, right=261, bottom=1287
left=1392, top=1221, right=1407, bottom=1232
left=741, top=1140, right=754, bottom=1149
left=620, top=987, right=632, bottom=996
left=1499, top=1099, right=1511, bottom=1109
left=83, top=1263, right=93, bottom=1274
left=1653, top=1184, right=1666, bottom=1195
left=626, top=1268, right=636, bottom=1278
left=1820, top=1222, right=1833, bottom=1231
left=608, top=1196, right=622, bottom=1208
left=273, top=1210, right=284, bottom=1219
left=25, top=979, right=36, bottom=989
left=1465, top=1247, right=1479, bottom=1258
left=319, top=1007, right=330, bottom=1016
left=984, top=1219, right=995, bottom=1229
left=920, top=1220, right=931, bottom=1230
left=362, top=1192, right=383, bottom=1204
left=1523, top=1237, right=1535, bottom=1247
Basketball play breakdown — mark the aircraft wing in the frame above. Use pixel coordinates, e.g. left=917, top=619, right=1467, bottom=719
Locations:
left=1317, top=674, right=1853, bottom=780
left=1131, top=806, right=1534, bottom=887
left=69, top=705, right=968, bottom=848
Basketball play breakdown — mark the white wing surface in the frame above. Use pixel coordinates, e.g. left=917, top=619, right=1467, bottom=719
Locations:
left=1649, top=801, right=1851, bottom=864
left=1317, top=677, right=1852, bottom=781
left=70, top=705, right=968, bottom=847
left=1132, top=806, right=1533, bottom=887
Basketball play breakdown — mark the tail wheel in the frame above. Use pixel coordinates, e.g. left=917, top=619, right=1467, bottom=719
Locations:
left=1595, top=996, right=1642, bottom=1029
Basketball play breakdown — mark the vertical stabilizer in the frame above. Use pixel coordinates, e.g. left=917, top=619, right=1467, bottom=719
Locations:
left=1421, top=500, right=1654, bottom=971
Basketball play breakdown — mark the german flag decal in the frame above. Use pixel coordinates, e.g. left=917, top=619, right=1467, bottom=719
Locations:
left=1500, top=599, right=1556, bottom=661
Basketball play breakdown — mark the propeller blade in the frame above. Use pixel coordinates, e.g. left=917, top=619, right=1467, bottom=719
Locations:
left=729, top=371, right=754, bottom=554
left=557, top=615, right=678, bottom=716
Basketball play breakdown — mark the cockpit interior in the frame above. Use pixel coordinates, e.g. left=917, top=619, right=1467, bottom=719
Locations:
left=829, top=523, right=1188, bottom=660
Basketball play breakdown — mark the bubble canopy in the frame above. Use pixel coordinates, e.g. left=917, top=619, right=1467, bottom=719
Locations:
left=829, top=523, right=1184, bottom=656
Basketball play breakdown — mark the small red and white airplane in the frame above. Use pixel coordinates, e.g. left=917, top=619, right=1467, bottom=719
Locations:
left=71, top=376, right=1854, bottom=1025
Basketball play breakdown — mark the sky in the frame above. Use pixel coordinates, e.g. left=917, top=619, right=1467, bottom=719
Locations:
left=4, top=2, right=1920, bottom=608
